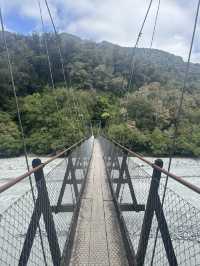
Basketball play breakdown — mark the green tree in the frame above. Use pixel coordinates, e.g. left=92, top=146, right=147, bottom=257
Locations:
left=149, top=128, right=170, bottom=155
left=107, top=123, right=148, bottom=152
left=0, top=112, right=22, bottom=157
left=127, top=96, right=157, bottom=130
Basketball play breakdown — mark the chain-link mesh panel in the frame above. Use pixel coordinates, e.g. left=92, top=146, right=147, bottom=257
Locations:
left=146, top=182, right=200, bottom=266
left=100, top=136, right=200, bottom=266
left=0, top=137, right=94, bottom=265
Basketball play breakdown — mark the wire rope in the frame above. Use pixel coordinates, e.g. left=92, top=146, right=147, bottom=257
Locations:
left=43, top=0, right=83, bottom=134
left=150, top=0, right=200, bottom=264
left=0, top=7, right=48, bottom=265
left=128, top=0, right=154, bottom=91
left=37, top=0, right=79, bottom=200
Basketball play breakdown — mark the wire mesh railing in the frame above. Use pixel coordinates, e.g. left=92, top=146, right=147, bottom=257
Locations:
left=100, top=136, right=200, bottom=266
left=0, top=136, right=94, bottom=266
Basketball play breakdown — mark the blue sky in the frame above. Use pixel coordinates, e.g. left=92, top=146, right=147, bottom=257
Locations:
left=4, top=13, right=36, bottom=34
left=1, top=0, right=200, bottom=62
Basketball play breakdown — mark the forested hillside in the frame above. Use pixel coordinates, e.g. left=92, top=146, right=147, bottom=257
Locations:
left=1, top=31, right=200, bottom=104
left=0, top=32, right=200, bottom=157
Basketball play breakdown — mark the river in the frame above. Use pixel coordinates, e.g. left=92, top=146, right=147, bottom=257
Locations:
left=133, top=156, right=200, bottom=208
left=0, top=156, right=63, bottom=212
left=0, top=155, right=199, bottom=266
left=0, top=156, right=200, bottom=212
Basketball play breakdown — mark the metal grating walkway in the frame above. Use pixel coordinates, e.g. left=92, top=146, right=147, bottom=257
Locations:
left=69, top=140, right=128, bottom=266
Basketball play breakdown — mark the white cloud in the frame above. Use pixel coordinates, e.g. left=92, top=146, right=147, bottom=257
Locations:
left=1, top=0, right=55, bottom=24
left=1, top=0, right=200, bottom=62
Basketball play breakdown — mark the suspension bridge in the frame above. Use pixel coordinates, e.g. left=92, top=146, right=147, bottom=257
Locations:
left=0, top=0, right=200, bottom=265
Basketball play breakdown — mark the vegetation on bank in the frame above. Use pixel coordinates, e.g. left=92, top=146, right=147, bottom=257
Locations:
left=0, top=32, right=200, bottom=157
left=1, top=83, right=200, bottom=157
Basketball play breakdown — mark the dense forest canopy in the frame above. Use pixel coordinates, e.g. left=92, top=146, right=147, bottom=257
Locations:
left=0, top=31, right=200, bottom=157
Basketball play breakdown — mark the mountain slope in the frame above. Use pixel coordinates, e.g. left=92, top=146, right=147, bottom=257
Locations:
left=0, top=31, right=200, bottom=109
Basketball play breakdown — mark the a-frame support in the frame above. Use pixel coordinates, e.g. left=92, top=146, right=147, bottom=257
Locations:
left=55, top=151, right=81, bottom=213
left=111, top=150, right=145, bottom=212
left=136, top=159, right=177, bottom=266
left=19, top=159, right=61, bottom=266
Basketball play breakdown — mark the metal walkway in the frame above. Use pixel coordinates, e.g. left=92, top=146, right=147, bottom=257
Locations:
left=1, top=136, right=200, bottom=265
left=69, top=140, right=128, bottom=266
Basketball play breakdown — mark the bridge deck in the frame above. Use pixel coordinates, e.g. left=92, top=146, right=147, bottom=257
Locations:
left=69, top=140, right=128, bottom=266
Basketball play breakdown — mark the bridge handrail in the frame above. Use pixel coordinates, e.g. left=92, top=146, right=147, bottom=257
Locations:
left=104, top=136, right=200, bottom=195
left=0, top=137, right=88, bottom=194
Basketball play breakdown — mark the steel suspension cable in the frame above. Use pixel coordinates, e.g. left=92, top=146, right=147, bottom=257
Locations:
left=150, top=0, right=200, bottom=264
left=0, top=9, right=29, bottom=173
left=43, top=0, right=82, bottom=128
left=128, top=0, right=154, bottom=90
left=37, top=0, right=55, bottom=91
left=46, top=0, right=85, bottom=136
left=37, top=0, right=61, bottom=118
left=37, top=0, right=64, bottom=124
left=37, top=0, right=70, bottom=155
left=37, top=0, right=78, bottom=200
left=44, top=0, right=67, bottom=87
left=118, top=0, right=156, bottom=122
left=121, top=0, right=159, bottom=125
left=150, top=0, right=161, bottom=49
left=38, top=0, right=81, bottom=150
left=0, top=8, right=48, bottom=265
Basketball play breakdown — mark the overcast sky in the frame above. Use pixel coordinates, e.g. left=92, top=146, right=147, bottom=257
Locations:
left=1, top=0, right=200, bottom=63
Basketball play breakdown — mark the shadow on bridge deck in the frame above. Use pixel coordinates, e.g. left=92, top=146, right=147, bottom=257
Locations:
left=69, top=139, right=128, bottom=266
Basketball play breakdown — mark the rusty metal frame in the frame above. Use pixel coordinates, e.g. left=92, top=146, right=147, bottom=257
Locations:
left=136, top=159, right=177, bottom=266
left=60, top=140, right=94, bottom=265
left=109, top=149, right=145, bottom=213
left=19, top=159, right=61, bottom=266
left=17, top=138, right=93, bottom=266
left=101, top=136, right=179, bottom=266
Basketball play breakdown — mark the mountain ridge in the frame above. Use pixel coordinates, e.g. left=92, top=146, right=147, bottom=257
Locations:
left=0, top=31, right=200, bottom=109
